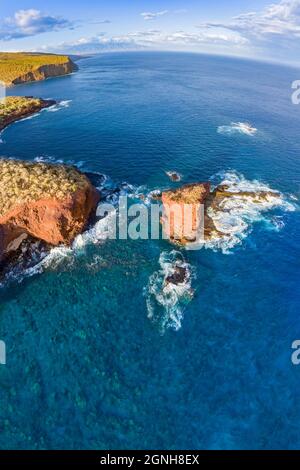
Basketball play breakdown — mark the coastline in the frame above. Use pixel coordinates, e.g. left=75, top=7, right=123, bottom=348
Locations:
left=0, top=53, right=78, bottom=88
left=0, top=97, right=56, bottom=132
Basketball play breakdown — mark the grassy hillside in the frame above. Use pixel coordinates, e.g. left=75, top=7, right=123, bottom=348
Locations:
left=0, top=53, right=74, bottom=86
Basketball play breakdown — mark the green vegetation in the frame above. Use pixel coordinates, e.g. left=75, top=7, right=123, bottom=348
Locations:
left=0, top=96, right=43, bottom=125
left=164, top=183, right=209, bottom=203
left=0, top=53, right=71, bottom=86
left=0, top=159, right=89, bottom=216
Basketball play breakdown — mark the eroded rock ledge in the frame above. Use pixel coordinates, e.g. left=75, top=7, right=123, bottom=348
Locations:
left=0, top=159, right=100, bottom=263
left=161, top=182, right=281, bottom=245
left=0, top=96, right=56, bottom=131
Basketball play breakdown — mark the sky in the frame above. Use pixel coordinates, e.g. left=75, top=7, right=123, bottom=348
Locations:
left=0, top=0, right=300, bottom=65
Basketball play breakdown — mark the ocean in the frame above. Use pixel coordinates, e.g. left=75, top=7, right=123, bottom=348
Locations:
left=0, top=51, right=300, bottom=449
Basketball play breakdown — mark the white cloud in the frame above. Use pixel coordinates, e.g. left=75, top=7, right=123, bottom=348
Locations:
left=141, top=11, right=168, bottom=21
left=50, top=35, right=141, bottom=54
left=0, top=9, right=73, bottom=40
left=47, top=28, right=248, bottom=55
left=90, top=19, right=112, bottom=25
left=165, top=31, right=248, bottom=46
left=199, top=0, right=300, bottom=39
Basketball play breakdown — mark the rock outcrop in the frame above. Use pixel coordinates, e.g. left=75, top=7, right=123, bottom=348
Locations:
left=165, top=171, right=181, bottom=182
left=0, top=160, right=99, bottom=262
left=0, top=97, right=56, bottom=131
left=0, top=53, right=78, bottom=87
left=161, top=181, right=282, bottom=246
left=10, top=60, right=78, bottom=86
left=161, top=182, right=211, bottom=244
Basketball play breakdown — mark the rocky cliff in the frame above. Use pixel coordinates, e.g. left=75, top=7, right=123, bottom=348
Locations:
left=0, top=53, right=78, bottom=87
left=0, top=97, right=56, bottom=131
left=161, top=181, right=281, bottom=246
left=161, top=182, right=211, bottom=244
left=10, top=59, right=78, bottom=86
left=0, top=160, right=99, bottom=262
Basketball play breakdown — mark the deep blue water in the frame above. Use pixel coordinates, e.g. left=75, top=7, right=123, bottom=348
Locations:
left=0, top=52, right=300, bottom=449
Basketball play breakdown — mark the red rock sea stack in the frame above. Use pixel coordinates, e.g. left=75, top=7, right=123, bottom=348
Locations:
left=0, top=160, right=99, bottom=262
left=161, top=182, right=211, bottom=244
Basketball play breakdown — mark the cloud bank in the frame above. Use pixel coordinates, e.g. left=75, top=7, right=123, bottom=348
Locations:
left=0, top=9, right=73, bottom=40
left=198, top=0, right=300, bottom=42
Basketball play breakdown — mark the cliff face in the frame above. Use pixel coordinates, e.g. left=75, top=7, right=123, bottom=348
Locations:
left=161, top=183, right=211, bottom=244
left=0, top=160, right=99, bottom=262
left=10, top=59, right=78, bottom=86
left=0, top=54, right=78, bottom=87
left=0, top=97, right=56, bottom=131
left=161, top=182, right=282, bottom=246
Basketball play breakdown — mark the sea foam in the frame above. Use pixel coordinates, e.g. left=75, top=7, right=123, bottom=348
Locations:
left=43, top=100, right=72, bottom=113
left=218, top=122, right=257, bottom=136
left=145, top=250, right=194, bottom=333
left=203, top=171, right=296, bottom=254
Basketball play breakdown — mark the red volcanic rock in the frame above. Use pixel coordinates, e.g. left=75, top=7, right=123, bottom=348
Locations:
left=0, top=160, right=99, bottom=262
left=161, top=182, right=211, bottom=245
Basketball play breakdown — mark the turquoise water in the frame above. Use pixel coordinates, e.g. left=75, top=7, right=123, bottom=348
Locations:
left=0, top=52, right=300, bottom=449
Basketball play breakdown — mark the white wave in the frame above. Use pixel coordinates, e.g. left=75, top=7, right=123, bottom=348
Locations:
left=73, top=209, right=117, bottom=249
left=34, top=155, right=64, bottom=164
left=203, top=171, right=296, bottom=254
left=0, top=171, right=143, bottom=287
left=4, top=100, right=72, bottom=132
left=43, top=100, right=72, bottom=113
left=21, top=246, right=74, bottom=279
left=33, top=155, right=86, bottom=169
left=17, top=113, right=40, bottom=123
left=218, top=122, right=257, bottom=136
left=145, top=250, right=194, bottom=333
left=1, top=212, right=116, bottom=287
left=165, top=170, right=182, bottom=182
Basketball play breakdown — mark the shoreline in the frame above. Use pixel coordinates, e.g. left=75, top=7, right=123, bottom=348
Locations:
left=0, top=97, right=56, bottom=132
left=0, top=53, right=78, bottom=88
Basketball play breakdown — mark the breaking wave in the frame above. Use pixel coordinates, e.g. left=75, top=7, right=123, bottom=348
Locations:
left=0, top=171, right=142, bottom=288
left=203, top=171, right=297, bottom=254
left=218, top=122, right=257, bottom=136
left=165, top=170, right=182, bottom=182
left=43, top=100, right=72, bottom=113
left=145, top=250, right=195, bottom=333
left=10, top=100, right=72, bottom=126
